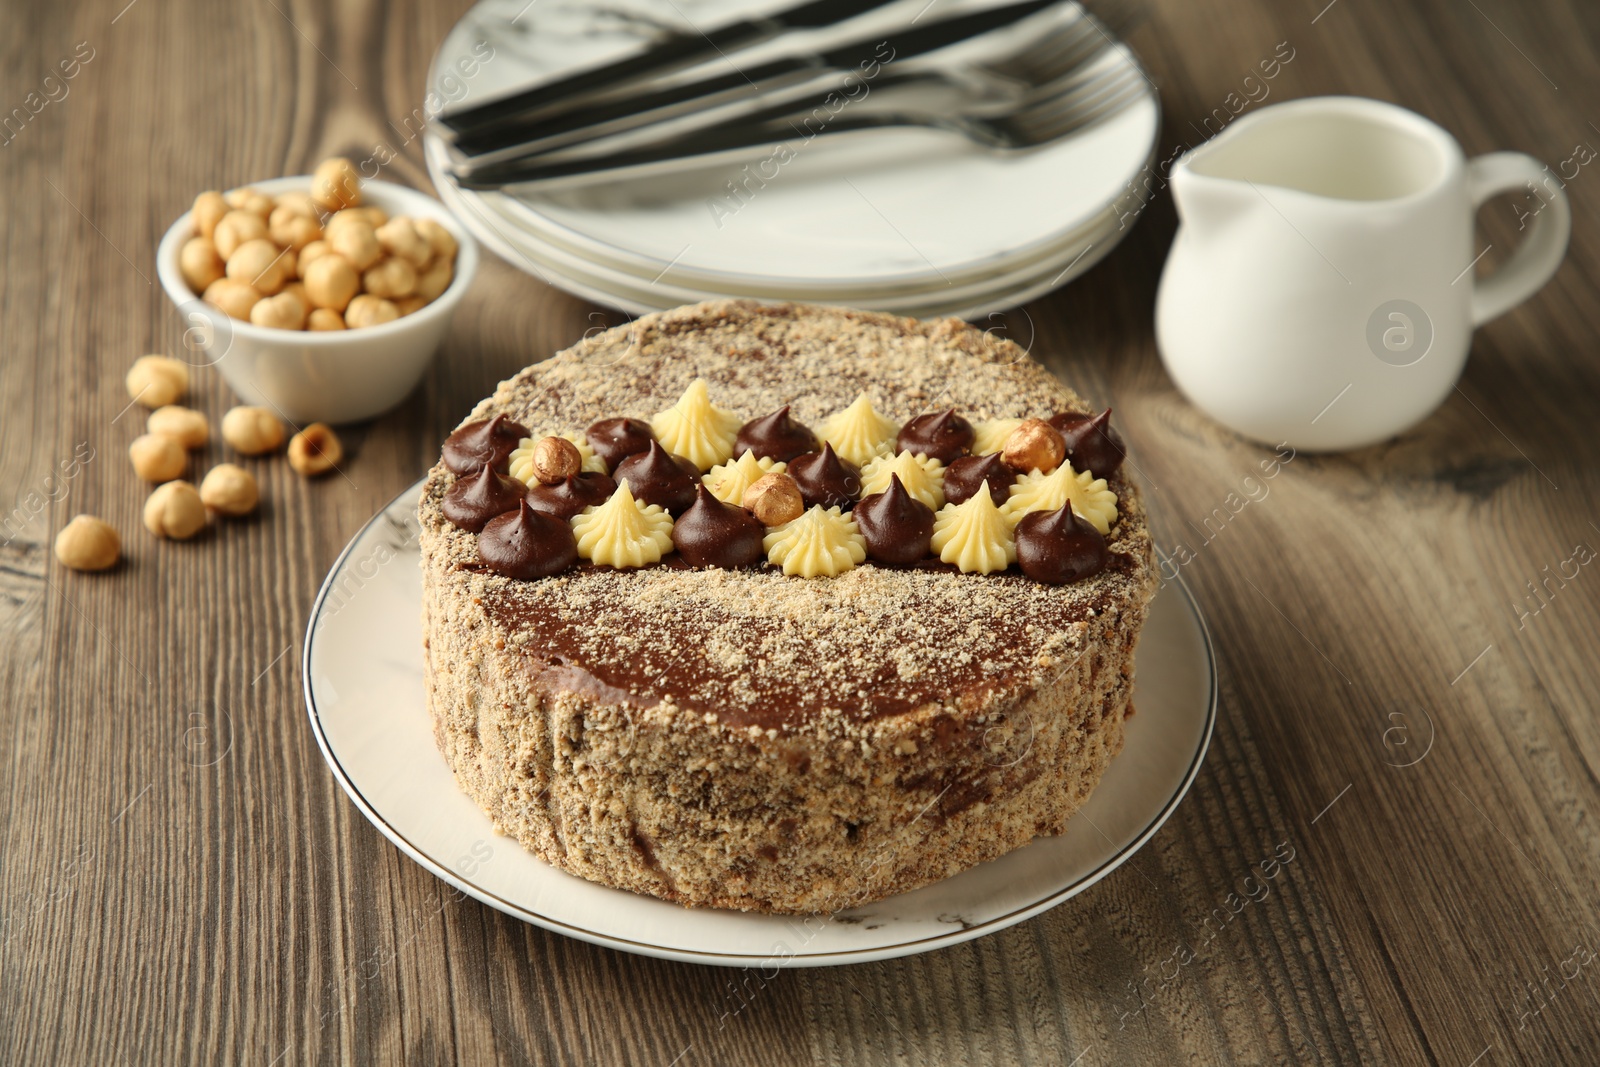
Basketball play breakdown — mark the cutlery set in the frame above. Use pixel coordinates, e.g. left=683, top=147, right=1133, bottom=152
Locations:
left=437, top=0, right=1143, bottom=189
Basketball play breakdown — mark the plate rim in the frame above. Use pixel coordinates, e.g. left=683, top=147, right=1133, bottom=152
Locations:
left=303, top=478, right=1217, bottom=967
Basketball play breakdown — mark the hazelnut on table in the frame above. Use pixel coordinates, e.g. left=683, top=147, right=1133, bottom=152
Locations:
left=54, top=515, right=120, bottom=572
left=130, top=433, right=187, bottom=483
left=125, top=355, right=188, bottom=407
left=199, top=464, right=260, bottom=516
left=143, top=481, right=207, bottom=540
left=147, top=405, right=209, bottom=450
left=180, top=236, right=225, bottom=292
left=288, top=423, right=343, bottom=476
left=221, top=406, right=286, bottom=455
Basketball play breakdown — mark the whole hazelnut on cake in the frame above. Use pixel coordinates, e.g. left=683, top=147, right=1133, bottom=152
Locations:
left=530, top=437, right=583, bottom=485
left=743, top=471, right=805, bottom=527
left=1001, top=418, right=1066, bottom=473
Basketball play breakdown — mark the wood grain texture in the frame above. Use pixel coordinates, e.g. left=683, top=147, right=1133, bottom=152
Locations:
left=2, top=0, right=1597, bottom=1063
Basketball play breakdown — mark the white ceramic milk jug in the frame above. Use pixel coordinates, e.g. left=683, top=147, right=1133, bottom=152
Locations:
left=1156, top=96, right=1570, bottom=451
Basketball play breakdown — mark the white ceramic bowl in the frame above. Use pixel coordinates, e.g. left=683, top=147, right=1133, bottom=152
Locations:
left=157, top=176, right=479, bottom=424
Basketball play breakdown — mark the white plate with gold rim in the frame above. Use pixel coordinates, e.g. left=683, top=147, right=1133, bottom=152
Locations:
left=304, top=481, right=1214, bottom=967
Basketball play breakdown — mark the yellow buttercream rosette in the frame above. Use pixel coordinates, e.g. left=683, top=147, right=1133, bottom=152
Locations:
left=650, top=378, right=741, bottom=470
left=817, top=393, right=897, bottom=467
left=1001, top=464, right=1118, bottom=534
left=930, top=482, right=1016, bottom=574
left=971, top=418, right=1025, bottom=457
left=571, top=480, right=674, bottom=568
left=859, top=451, right=945, bottom=510
left=763, top=505, right=866, bottom=577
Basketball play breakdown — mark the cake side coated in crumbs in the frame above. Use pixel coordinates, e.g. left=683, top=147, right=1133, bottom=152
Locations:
left=419, top=300, right=1157, bottom=913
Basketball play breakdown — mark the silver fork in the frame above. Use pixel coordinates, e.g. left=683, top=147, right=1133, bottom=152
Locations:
left=452, top=53, right=1153, bottom=190
left=448, top=6, right=1139, bottom=174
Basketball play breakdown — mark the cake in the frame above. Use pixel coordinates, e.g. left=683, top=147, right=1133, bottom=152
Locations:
left=418, top=301, right=1156, bottom=914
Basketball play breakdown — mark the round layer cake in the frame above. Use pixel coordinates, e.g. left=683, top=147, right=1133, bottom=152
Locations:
left=419, top=300, right=1156, bottom=914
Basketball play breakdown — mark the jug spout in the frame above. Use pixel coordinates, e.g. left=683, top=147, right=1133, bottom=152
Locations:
left=1169, top=164, right=1259, bottom=238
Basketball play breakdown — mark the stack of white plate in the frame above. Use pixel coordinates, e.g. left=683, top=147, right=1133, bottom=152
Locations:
left=425, top=0, right=1159, bottom=319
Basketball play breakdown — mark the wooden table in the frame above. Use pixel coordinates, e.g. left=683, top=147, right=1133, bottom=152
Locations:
left=4, top=0, right=1597, bottom=1062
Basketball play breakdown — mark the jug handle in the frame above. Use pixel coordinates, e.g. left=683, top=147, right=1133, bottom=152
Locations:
left=1466, top=152, right=1571, bottom=326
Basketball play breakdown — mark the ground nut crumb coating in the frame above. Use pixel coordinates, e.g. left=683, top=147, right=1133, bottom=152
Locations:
left=419, top=301, right=1156, bottom=914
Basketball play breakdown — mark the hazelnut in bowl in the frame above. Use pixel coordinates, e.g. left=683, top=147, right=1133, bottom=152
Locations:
left=156, top=166, right=479, bottom=424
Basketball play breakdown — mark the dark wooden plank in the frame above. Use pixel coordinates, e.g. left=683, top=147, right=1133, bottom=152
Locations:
left=2, top=0, right=1597, bottom=1063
